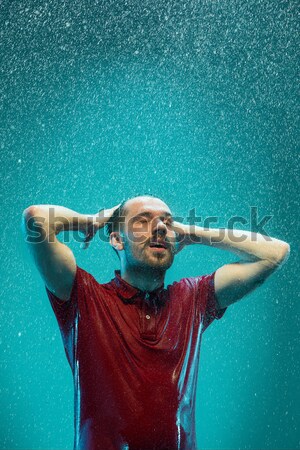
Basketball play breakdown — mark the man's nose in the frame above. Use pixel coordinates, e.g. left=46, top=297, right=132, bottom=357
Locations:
left=152, top=219, right=167, bottom=236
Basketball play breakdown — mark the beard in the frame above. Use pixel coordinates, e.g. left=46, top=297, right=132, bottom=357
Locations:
left=123, top=240, right=175, bottom=272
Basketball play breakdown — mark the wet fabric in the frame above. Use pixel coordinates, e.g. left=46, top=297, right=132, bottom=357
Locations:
left=45, top=265, right=227, bottom=450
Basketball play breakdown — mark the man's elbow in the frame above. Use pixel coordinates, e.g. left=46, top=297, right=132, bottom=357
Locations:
left=22, top=205, right=41, bottom=219
left=21, top=206, right=47, bottom=240
left=273, top=242, right=290, bottom=267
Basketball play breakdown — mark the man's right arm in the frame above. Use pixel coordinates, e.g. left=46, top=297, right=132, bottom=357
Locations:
left=21, top=205, right=90, bottom=301
left=21, top=203, right=121, bottom=301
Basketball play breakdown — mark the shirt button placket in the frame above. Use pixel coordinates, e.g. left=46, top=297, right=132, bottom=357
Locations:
left=141, top=292, right=156, bottom=339
left=145, top=293, right=150, bottom=322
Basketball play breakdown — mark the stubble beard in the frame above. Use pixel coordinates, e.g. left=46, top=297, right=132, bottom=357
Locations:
left=126, top=241, right=175, bottom=272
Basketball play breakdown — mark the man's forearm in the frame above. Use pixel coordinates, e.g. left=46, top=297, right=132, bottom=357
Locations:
left=175, top=222, right=290, bottom=266
left=23, top=205, right=92, bottom=238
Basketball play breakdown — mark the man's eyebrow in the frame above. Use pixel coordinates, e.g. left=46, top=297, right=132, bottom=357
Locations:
left=131, top=211, right=173, bottom=220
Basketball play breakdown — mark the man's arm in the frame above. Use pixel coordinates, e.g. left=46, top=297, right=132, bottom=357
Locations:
left=173, top=223, right=290, bottom=309
left=21, top=204, right=120, bottom=301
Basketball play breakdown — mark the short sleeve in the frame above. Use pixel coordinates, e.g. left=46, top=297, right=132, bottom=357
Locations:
left=45, top=265, right=90, bottom=335
left=196, top=271, right=227, bottom=333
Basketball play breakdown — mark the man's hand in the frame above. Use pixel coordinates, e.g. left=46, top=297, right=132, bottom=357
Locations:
left=172, top=221, right=189, bottom=255
left=81, top=203, right=122, bottom=250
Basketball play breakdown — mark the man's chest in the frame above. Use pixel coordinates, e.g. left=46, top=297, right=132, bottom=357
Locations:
left=76, top=293, right=200, bottom=389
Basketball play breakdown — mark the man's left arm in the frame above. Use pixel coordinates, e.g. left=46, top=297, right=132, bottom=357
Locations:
left=173, top=223, right=290, bottom=309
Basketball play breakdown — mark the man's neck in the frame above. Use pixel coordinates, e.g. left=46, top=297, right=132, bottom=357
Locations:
left=120, top=266, right=165, bottom=292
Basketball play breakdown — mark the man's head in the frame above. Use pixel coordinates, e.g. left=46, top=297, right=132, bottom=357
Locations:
left=105, top=194, right=177, bottom=273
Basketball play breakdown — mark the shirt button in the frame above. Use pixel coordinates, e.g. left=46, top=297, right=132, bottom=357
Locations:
left=145, top=314, right=151, bottom=320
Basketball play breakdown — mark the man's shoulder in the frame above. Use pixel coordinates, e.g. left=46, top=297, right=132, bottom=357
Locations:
left=75, top=265, right=105, bottom=290
left=76, top=265, right=116, bottom=293
left=169, top=272, right=215, bottom=288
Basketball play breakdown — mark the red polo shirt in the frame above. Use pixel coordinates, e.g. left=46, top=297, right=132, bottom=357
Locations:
left=45, top=265, right=227, bottom=450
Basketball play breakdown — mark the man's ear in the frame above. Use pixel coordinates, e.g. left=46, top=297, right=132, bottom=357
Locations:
left=110, top=232, right=124, bottom=252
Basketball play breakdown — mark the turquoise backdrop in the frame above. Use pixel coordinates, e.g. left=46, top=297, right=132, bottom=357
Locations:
left=1, top=0, right=299, bottom=449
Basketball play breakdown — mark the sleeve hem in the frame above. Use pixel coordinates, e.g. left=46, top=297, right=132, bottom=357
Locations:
left=211, top=271, right=227, bottom=319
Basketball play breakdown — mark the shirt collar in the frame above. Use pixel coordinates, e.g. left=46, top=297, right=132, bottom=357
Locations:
left=112, top=270, right=166, bottom=306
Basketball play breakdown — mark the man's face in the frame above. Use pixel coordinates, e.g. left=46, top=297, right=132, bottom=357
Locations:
left=120, top=197, right=177, bottom=271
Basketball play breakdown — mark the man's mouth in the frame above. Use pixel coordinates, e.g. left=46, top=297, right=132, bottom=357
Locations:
left=149, top=241, right=168, bottom=249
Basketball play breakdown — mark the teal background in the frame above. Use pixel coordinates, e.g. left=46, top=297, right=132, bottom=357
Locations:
left=1, top=0, right=299, bottom=449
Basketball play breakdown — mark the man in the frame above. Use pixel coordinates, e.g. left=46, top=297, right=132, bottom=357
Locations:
left=22, top=195, right=290, bottom=450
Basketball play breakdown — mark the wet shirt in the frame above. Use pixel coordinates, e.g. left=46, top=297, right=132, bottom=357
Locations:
left=45, top=265, right=227, bottom=450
